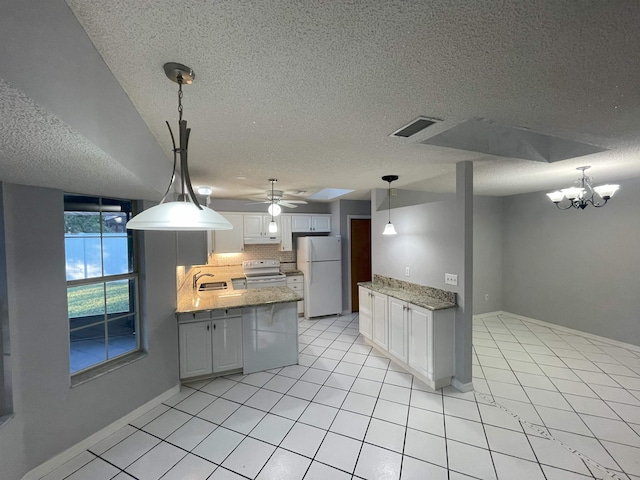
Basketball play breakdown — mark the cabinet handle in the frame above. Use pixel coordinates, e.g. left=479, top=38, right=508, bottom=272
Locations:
left=207, top=324, right=210, bottom=331
left=213, top=323, right=216, bottom=330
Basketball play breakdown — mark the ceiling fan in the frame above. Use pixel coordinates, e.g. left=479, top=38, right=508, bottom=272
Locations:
left=247, top=179, right=308, bottom=216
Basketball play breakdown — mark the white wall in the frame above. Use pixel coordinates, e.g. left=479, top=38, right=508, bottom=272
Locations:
left=502, top=176, right=640, bottom=346
left=0, top=184, right=180, bottom=480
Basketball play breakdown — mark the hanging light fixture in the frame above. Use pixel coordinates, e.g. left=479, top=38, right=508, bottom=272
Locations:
left=268, top=178, right=278, bottom=233
left=546, top=166, right=619, bottom=210
left=382, top=175, right=398, bottom=235
left=127, top=63, right=232, bottom=231
left=267, top=179, right=282, bottom=217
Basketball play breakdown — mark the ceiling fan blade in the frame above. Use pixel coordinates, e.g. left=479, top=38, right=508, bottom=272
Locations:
left=279, top=201, right=299, bottom=208
left=282, top=199, right=308, bottom=204
left=245, top=201, right=270, bottom=205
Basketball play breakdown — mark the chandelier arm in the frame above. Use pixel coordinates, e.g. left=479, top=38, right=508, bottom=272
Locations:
left=554, top=201, right=575, bottom=210
left=159, top=121, right=178, bottom=205
left=179, top=120, right=202, bottom=210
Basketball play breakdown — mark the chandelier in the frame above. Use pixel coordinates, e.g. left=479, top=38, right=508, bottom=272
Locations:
left=127, top=63, right=232, bottom=231
left=546, top=166, right=619, bottom=210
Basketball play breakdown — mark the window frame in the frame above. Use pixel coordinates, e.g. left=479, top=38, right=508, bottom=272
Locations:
left=64, top=195, right=141, bottom=377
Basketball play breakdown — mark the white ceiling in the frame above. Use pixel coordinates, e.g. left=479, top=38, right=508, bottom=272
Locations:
left=2, top=1, right=640, bottom=201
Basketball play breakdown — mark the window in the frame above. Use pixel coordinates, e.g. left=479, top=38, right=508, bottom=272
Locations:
left=64, top=195, right=139, bottom=374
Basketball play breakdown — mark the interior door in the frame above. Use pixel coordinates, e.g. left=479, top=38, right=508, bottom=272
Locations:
left=350, top=218, right=371, bottom=312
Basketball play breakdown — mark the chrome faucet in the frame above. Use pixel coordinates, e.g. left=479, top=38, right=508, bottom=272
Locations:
left=193, top=271, right=216, bottom=289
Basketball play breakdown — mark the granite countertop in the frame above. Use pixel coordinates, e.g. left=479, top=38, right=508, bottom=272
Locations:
left=283, top=270, right=303, bottom=276
left=177, top=269, right=301, bottom=313
left=359, top=276, right=457, bottom=311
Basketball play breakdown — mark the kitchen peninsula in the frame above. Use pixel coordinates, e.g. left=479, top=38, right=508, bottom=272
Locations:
left=177, top=272, right=301, bottom=379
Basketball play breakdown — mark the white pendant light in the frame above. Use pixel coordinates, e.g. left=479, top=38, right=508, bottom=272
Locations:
left=127, top=63, right=232, bottom=231
left=268, top=178, right=278, bottom=233
left=382, top=175, right=398, bottom=235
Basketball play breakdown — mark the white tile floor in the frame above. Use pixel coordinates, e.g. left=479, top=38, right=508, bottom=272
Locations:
left=41, top=312, right=640, bottom=480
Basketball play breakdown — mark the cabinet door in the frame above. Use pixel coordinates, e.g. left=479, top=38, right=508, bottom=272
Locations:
left=388, top=297, right=408, bottom=363
left=408, top=304, right=433, bottom=379
left=214, top=214, right=244, bottom=253
left=358, top=287, right=372, bottom=339
left=371, top=291, right=388, bottom=349
left=243, top=214, right=264, bottom=238
left=291, top=215, right=312, bottom=232
left=179, top=321, right=213, bottom=379
left=212, top=317, right=243, bottom=373
left=280, top=215, right=293, bottom=251
left=311, top=215, right=331, bottom=232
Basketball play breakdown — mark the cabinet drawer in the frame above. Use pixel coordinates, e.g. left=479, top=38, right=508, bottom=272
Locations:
left=286, top=275, right=303, bottom=284
left=178, top=311, right=212, bottom=323
left=288, top=283, right=303, bottom=293
left=211, top=308, right=242, bottom=319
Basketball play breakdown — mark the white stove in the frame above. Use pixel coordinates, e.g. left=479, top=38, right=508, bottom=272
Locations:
left=242, top=259, right=287, bottom=288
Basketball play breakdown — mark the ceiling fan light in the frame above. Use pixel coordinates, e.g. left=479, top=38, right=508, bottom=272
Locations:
left=197, top=186, right=213, bottom=195
left=546, top=191, right=565, bottom=203
left=383, top=222, right=397, bottom=235
left=267, top=203, right=282, bottom=216
left=127, top=201, right=232, bottom=231
left=593, top=184, right=619, bottom=199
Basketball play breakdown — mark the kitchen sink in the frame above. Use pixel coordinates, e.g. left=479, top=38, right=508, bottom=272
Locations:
left=198, top=281, right=228, bottom=291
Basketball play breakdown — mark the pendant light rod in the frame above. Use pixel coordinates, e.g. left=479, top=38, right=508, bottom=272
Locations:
left=382, top=175, right=398, bottom=235
left=126, top=62, right=232, bottom=231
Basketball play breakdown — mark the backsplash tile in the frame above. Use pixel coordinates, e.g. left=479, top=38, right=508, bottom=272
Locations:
left=207, top=244, right=296, bottom=270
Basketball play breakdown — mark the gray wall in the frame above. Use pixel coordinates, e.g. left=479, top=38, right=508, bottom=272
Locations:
left=502, top=177, right=640, bottom=346
left=334, top=200, right=371, bottom=312
left=0, top=184, right=179, bottom=480
left=473, top=196, right=503, bottom=313
left=371, top=188, right=502, bottom=313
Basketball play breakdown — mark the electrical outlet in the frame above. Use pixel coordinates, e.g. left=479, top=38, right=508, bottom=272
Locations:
left=405, top=267, right=410, bottom=276
left=445, top=273, right=458, bottom=286
left=485, top=293, right=489, bottom=301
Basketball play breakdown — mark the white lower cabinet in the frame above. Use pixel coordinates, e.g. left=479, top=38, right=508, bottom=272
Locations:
left=358, top=286, right=372, bottom=339
left=212, top=317, right=243, bottom=373
left=286, top=274, right=304, bottom=315
left=178, top=308, right=243, bottom=379
left=357, top=286, right=455, bottom=389
left=371, top=291, right=388, bottom=350
left=388, top=297, right=408, bottom=364
left=179, top=321, right=213, bottom=379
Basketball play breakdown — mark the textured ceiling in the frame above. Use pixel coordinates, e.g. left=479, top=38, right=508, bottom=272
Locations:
left=3, top=0, right=640, bottom=201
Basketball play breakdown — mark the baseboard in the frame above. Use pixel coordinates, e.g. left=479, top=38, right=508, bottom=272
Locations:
left=23, top=383, right=181, bottom=480
left=451, top=378, right=474, bottom=393
left=475, top=310, right=640, bottom=354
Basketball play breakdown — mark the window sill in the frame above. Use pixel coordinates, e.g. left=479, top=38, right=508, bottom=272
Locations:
left=71, top=351, right=147, bottom=387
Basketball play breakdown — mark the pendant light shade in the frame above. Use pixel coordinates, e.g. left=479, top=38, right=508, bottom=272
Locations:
left=381, top=175, right=398, bottom=235
left=127, top=201, right=232, bottom=231
left=383, top=222, right=397, bottom=235
left=127, top=63, right=232, bottom=231
left=267, top=178, right=279, bottom=232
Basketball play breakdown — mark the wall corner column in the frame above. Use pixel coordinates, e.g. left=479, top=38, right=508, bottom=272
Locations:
left=453, top=161, right=473, bottom=391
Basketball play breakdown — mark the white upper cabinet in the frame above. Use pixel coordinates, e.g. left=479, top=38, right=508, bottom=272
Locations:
left=244, top=214, right=281, bottom=243
left=213, top=213, right=244, bottom=253
left=291, top=214, right=331, bottom=233
left=280, top=214, right=293, bottom=251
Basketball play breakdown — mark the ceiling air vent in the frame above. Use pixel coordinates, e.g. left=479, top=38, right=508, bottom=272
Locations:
left=390, top=116, right=439, bottom=138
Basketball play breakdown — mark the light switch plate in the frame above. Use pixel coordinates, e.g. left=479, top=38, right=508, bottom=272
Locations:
left=445, top=273, right=458, bottom=286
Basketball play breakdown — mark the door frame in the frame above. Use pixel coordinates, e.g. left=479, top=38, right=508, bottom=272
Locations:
left=347, top=214, right=371, bottom=313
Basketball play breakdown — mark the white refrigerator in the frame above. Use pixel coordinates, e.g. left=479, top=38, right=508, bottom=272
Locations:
left=297, top=236, right=342, bottom=318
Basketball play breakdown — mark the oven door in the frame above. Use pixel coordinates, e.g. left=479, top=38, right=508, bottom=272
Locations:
left=245, top=276, right=287, bottom=289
